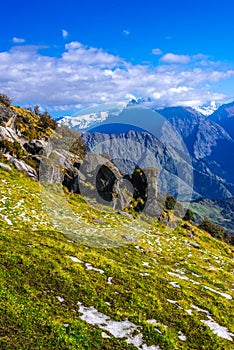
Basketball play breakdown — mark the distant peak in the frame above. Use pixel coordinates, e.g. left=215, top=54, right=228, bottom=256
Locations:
left=193, top=101, right=221, bottom=116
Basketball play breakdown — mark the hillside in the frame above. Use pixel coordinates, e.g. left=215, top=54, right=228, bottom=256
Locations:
left=0, top=100, right=234, bottom=349
left=0, top=163, right=234, bottom=349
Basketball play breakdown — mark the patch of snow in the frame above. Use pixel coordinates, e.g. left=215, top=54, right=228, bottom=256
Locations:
left=107, top=277, right=113, bottom=284
left=174, top=269, right=186, bottom=275
left=167, top=299, right=178, bottom=304
left=178, top=331, right=187, bottom=341
left=56, top=296, right=65, bottom=303
left=167, top=272, right=189, bottom=280
left=142, top=261, right=150, bottom=267
left=101, top=331, right=111, bottom=339
left=203, top=286, right=232, bottom=300
left=191, top=272, right=202, bottom=278
left=77, top=302, right=161, bottom=349
left=69, top=256, right=83, bottom=263
left=0, top=214, right=13, bottom=225
left=208, top=266, right=216, bottom=271
left=140, top=273, right=150, bottom=276
left=169, top=282, right=181, bottom=288
left=13, top=199, right=24, bottom=209
left=85, top=263, right=104, bottom=274
left=185, top=309, right=193, bottom=315
left=191, top=304, right=210, bottom=316
left=146, top=319, right=157, bottom=325
left=168, top=271, right=200, bottom=285
left=201, top=319, right=233, bottom=341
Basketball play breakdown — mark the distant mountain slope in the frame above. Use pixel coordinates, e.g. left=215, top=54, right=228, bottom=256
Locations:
left=209, top=100, right=234, bottom=138
left=191, top=197, right=234, bottom=235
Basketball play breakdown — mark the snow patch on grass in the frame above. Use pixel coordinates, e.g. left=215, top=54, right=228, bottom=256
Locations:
left=201, top=319, right=233, bottom=341
left=69, top=256, right=83, bottom=263
left=77, top=302, right=161, bottom=349
left=203, top=285, right=232, bottom=300
left=85, top=263, right=104, bottom=274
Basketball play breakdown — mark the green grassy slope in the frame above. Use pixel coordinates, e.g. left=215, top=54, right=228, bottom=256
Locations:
left=0, top=164, right=234, bottom=349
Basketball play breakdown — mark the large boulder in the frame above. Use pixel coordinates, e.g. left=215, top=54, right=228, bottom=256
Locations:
left=24, top=139, right=48, bottom=155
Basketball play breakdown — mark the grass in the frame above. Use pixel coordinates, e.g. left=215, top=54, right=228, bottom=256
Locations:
left=0, top=164, right=234, bottom=349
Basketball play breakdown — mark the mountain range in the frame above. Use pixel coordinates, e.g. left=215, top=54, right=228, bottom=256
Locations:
left=59, top=101, right=234, bottom=201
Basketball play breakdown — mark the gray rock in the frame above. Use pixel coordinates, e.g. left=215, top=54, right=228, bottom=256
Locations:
left=93, top=218, right=105, bottom=225
left=118, top=211, right=134, bottom=219
left=8, top=156, right=38, bottom=181
left=189, top=241, right=201, bottom=249
left=121, top=235, right=138, bottom=242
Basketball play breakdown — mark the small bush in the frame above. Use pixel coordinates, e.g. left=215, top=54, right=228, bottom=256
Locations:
left=183, top=208, right=194, bottom=221
left=165, top=195, right=176, bottom=210
left=0, top=93, right=11, bottom=107
left=0, top=139, right=26, bottom=158
left=39, top=112, right=57, bottom=130
left=198, top=217, right=225, bottom=240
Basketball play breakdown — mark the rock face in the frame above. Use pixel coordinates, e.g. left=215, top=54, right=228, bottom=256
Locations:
left=158, top=106, right=234, bottom=198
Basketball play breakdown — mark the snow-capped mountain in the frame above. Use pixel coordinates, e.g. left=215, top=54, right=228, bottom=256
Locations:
left=193, top=101, right=221, bottom=116
left=58, top=102, right=127, bottom=131
left=58, top=99, right=223, bottom=132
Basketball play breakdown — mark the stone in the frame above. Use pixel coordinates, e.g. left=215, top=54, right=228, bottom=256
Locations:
left=8, top=156, right=38, bottom=181
left=118, top=211, right=133, bottom=219
left=189, top=241, right=201, bottom=249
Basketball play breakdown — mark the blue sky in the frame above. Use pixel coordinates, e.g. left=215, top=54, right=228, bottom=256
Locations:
left=1, top=0, right=234, bottom=116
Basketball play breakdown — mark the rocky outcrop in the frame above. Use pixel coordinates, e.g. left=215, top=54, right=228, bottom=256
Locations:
left=6, top=155, right=38, bottom=181
left=24, top=139, right=48, bottom=155
left=0, top=126, right=22, bottom=144
left=0, top=104, right=16, bottom=126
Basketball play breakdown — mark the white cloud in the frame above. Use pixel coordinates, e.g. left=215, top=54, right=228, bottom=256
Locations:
left=152, top=48, right=162, bottom=55
left=161, top=53, right=191, bottom=64
left=0, top=42, right=233, bottom=114
left=12, top=37, right=25, bottom=44
left=123, top=30, right=130, bottom=36
left=62, top=29, right=69, bottom=38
